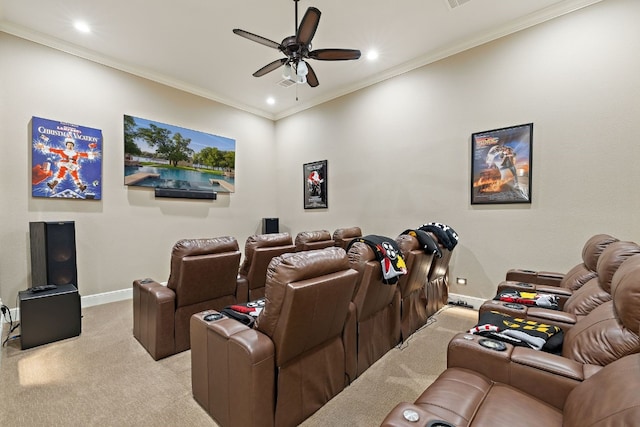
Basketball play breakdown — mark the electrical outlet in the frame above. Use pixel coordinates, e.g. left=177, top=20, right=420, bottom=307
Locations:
left=456, top=277, right=467, bottom=285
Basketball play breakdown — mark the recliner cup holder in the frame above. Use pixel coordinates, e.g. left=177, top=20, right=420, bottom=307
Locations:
left=504, top=303, right=526, bottom=310
left=517, top=282, right=534, bottom=288
left=479, top=338, right=507, bottom=351
left=204, top=313, right=223, bottom=322
left=400, top=409, right=454, bottom=426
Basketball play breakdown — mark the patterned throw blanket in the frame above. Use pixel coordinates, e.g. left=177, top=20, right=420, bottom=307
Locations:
left=469, top=310, right=563, bottom=352
left=495, top=289, right=560, bottom=310
left=418, top=222, right=459, bottom=250
left=347, top=234, right=407, bottom=284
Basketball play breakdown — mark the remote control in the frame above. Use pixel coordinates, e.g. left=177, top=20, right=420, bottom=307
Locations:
left=30, top=284, right=58, bottom=293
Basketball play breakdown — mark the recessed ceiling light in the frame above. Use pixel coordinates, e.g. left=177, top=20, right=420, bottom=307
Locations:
left=266, top=97, right=275, bottom=105
left=366, top=50, right=379, bottom=61
left=74, top=21, right=91, bottom=34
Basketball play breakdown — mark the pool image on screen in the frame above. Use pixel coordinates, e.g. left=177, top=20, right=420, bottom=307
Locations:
left=123, top=115, right=235, bottom=194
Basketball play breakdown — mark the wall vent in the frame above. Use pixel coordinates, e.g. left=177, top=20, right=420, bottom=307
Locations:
left=277, top=78, right=297, bottom=88
left=446, top=0, right=471, bottom=10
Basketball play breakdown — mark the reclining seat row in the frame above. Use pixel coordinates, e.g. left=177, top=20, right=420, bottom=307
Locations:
left=381, top=252, right=640, bottom=426
left=474, top=252, right=640, bottom=364
left=395, top=231, right=436, bottom=341
left=133, top=232, right=295, bottom=360
left=481, top=240, right=640, bottom=330
left=418, top=223, right=459, bottom=316
left=345, top=236, right=406, bottom=379
left=133, top=236, right=244, bottom=360
left=190, top=247, right=358, bottom=427
left=503, top=233, right=618, bottom=291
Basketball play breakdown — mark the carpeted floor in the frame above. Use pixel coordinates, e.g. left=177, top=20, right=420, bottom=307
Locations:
left=0, top=300, right=477, bottom=426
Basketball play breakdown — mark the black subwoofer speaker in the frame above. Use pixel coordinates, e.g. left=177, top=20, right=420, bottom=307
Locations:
left=19, top=284, right=81, bottom=349
left=262, top=218, right=279, bottom=234
left=29, top=221, right=77, bottom=288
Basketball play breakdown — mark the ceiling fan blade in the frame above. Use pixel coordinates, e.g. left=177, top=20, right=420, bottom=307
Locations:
left=309, top=49, right=362, bottom=61
left=306, top=62, right=319, bottom=87
left=296, top=7, right=321, bottom=46
left=233, top=29, right=281, bottom=50
left=252, top=58, right=288, bottom=77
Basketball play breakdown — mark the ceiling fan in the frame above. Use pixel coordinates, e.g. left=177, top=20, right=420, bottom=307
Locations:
left=232, top=0, right=361, bottom=88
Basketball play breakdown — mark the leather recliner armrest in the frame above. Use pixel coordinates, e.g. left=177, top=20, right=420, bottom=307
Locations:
left=132, top=278, right=176, bottom=360
left=505, top=269, right=564, bottom=287
left=447, top=333, right=585, bottom=409
left=236, top=275, right=248, bottom=303
left=190, top=311, right=276, bottom=426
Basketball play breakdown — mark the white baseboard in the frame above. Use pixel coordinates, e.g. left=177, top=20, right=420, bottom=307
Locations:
left=1, top=288, right=133, bottom=323
left=80, top=288, right=132, bottom=308
left=448, top=293, right=486, bottom=310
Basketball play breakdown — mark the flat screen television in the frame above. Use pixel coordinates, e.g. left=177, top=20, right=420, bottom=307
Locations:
left=123, top=115, right=235, bottom=198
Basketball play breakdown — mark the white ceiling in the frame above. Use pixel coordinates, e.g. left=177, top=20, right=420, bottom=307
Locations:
left=0, top=0, right=601, bottom=120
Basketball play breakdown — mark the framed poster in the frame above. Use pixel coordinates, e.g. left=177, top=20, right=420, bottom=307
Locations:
left=471, top=123, right=532, bottom=205
left=32, top=117, right=103, bottom=199
left=303, top=160, right=328, bottom=209
left=123, top=115, right=235, bottom=193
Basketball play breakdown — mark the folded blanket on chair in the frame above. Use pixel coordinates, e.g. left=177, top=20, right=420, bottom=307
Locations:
left=495, top=289, right=559, bottom=310
left=418, top=222, right=459, bottom=250
left=220, top=298, right=266, bottom=327
left=347, top=235, right=407, bottom=284
left=469, top=310, right=563, bottom=352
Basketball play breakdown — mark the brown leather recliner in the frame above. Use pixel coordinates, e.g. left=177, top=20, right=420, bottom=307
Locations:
left=132, top=237, right=244, bottom=360
left=332, top=226, right=362, bottom=250
left=190, top=247, right=358, bottom=427
left=422, top=230, right=452, bottom=315
left=504, top=233, right=618, bottom=289
left=472, top=253, right=640, bottom=365
left=395, top=234, right=434, bottom=341
left=345, top=241, right=401, bottom=379
left=238, top=232, right=295, bottom=300
left=482, top=241, right=640, bottom=326
left=294, top=229, right=335, bottom=251
left=380, top=348, right=640, bottom=426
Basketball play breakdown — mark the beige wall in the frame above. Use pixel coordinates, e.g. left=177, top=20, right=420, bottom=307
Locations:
left=274, top=0, right=640, bottom=300
left=0, top=34, right=278, bottom=306
left=1, top=0, right=639, bottom=308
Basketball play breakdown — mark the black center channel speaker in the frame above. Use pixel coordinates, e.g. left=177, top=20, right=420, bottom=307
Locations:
left=29, top=221, right=78, bottom=288
left=262, top=218, right=279, bottom=234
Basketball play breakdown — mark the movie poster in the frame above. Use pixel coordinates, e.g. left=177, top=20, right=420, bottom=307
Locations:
left=471, top=123, right=532, bottom=205
left=303, top=160, right=328, bottom=209
left=32, top=117, right=103, bottom=199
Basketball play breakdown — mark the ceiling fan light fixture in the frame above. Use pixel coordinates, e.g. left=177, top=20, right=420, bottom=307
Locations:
left=233, top=1, right=360, bottom=89
left=296, top=60, right=308, bottom=77
left=282, top=63, right=292, bottom=79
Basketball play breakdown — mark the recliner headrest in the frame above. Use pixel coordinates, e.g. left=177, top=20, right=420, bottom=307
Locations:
left=295, top=230, right=332, bottom=245
left=582, top=234, right=619, bottom=271
left=240, top=232, right=294, bottom=276
left=596, top=241, right=640, bottom=294
left=172, top=236, right=239, bottom=257
left=611, top=254, right=640, bottom=331
left=333, top=226, right=362, bottom=241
